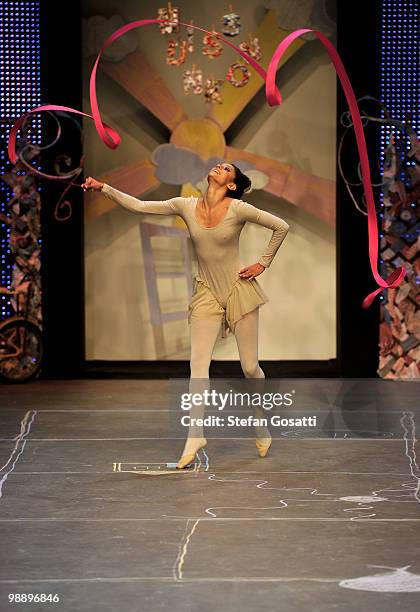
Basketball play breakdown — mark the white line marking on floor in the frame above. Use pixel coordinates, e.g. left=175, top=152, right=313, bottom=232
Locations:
left=0, top=438, right=409, bottom=441
left=173, top=519, right=200, bottom=581
left=2, top=409, right=414, bottom=414
left=0, top=576, right=353, bottom=584
left=8, top=471, right=412, bottom=476
left=0, top=517, right=419, bottom=522
left=400, top=412, right=420, bottom=504
left=0, top=411, right=36, bottom=500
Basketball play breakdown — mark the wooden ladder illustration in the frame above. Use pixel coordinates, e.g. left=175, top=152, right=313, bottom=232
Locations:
left=140, top=221, right=193, bottom=359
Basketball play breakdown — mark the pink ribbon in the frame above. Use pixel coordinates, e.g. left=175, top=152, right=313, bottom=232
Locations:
left=7, top=18, right=406, bottom=308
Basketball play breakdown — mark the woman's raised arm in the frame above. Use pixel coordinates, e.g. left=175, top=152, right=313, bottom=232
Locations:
left=237, top=200, right=290, bottom=268
left=100, top=183, right=183, bottom=215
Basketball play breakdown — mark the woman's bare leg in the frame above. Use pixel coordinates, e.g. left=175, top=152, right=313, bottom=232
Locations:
left=190, top=316, right=222, bottom=379
left=178, top=316, right=222, bottom=463
left=234, top=308, right=271, bottom=442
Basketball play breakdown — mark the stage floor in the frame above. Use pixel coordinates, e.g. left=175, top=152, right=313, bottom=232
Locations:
left=0, top=379, right=419, bottom=611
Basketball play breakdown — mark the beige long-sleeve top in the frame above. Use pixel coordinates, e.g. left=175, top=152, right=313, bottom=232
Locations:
left=101, top=183, right=290, bottom=312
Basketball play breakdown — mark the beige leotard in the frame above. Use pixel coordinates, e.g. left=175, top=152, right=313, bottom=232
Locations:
left=101, top=183, right=290, bottom=337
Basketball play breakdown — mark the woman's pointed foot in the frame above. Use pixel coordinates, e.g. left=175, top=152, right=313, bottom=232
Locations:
left=176, top=437, right=207, bottom=469
left=256, top=437, right=272, bottom=458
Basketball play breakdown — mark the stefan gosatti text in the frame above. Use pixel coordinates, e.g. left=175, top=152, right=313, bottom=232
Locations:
left=180, top=414, right=317, bottom=428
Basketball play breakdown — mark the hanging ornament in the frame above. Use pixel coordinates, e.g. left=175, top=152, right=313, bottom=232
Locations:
left=239, top=35, right=262, bottom=61
left=183, top=65, right=203, bottom=94
left=202, top=26, right=223, bottom=59
left=157, top=2, right=179, bottom=35
left=221, top=5, right=242, bottom=37
left=186, top=20, right=194, bottom=53
left=204, top=78, right=223, bottom=104
left=166, top=38, right=188, bottom=66
left=226, top=62, right=250, bottom=87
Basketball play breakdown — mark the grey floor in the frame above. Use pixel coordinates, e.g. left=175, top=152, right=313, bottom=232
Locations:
left=0, top=378, right=419, bottom=612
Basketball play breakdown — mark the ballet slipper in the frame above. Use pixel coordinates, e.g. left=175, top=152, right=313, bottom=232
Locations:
left=176, top=437, right=207, bottom=469
left=255, top=437, right=272, bottom=458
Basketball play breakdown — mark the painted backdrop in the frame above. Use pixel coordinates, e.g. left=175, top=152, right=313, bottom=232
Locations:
left=83, top=0, right=337, bottom=360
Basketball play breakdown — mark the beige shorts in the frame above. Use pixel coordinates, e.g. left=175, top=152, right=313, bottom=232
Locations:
left=188, top=276, right=269, bottom=337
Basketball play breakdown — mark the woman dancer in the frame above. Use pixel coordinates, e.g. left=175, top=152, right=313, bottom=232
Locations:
left=82, top=163, right=290, bottom=468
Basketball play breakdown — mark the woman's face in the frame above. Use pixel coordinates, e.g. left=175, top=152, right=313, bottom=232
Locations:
left=208, top=162, right=237, bottom=192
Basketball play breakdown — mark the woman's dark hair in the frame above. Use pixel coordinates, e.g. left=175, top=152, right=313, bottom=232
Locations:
left=226, top=164, right=252, bottom=198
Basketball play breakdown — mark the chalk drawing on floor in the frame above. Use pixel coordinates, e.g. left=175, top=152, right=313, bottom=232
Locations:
left=339, top=565, right=420, bottom=592
left=112, top=448, right=209, bottom=475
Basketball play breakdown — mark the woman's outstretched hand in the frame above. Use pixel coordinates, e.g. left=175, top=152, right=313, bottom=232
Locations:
left=239, top=263, right=266, bottom=280
left=81, top=177, right=104, bottom=192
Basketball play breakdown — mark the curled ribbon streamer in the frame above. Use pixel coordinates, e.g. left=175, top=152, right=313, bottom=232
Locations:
left=7, top=18, right=406, bottom=308
left=265, top=28, right=407, bottom=308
